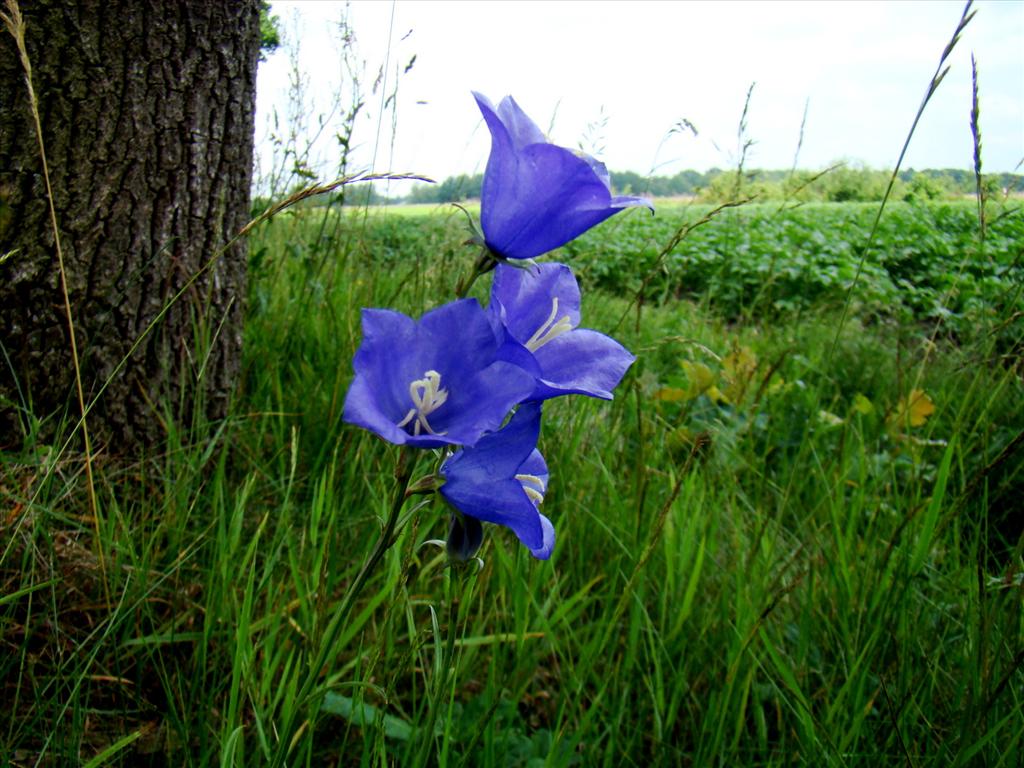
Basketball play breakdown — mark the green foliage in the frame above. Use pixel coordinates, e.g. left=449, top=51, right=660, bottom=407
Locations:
left=611, top=168, right=708, bottom=198
left=694, top=166, right=1022, bottom=204
left=559, top=200, right=1024, bottom=339
left=406, top=174, right=483, bottom=204
left=3, top=202, right=1023, bottom=766
left=258, top=1, right=280, bottom=60
left=902, top=171, right=952, bottom=202
left=815, top=163, right=896, bottom=202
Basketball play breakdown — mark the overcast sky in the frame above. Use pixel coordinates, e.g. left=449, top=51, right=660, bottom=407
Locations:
left=254, top=0, right=1023, bottom=191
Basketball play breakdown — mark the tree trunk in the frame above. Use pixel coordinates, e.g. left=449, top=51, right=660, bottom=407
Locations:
left=0, top=0, right=259, bottom=450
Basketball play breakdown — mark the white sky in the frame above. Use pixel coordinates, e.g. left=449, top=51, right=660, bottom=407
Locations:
left=254, top=0, right=1024, bottom=192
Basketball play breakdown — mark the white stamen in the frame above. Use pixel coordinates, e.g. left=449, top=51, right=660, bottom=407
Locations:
left=524, top=297, right=574, bottom=353
left=396, top=370, right=448, bottom=436
left=515, top=473, right=545, bottom=505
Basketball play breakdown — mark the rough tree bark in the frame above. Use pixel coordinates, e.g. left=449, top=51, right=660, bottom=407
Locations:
left=0, top=0, right=260, bottom=449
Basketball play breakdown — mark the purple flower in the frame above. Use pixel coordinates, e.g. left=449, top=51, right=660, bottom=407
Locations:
left=489, top=262, right=635, bottom=401
left=474, top=92, right=653, bottom=261
left=343, top=299, right=535, bottom=449
left=445, top=512, right=485, bottom=562
left=440, top=402, right=555, bottom=560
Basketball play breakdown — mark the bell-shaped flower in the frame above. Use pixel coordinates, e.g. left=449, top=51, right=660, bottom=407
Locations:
left=474, top=92, right=653, bottom=261
left=440, top=402, right=555, bottom=560
left=445, top=512, right=484, bottom=562
left=343, top=298, right=535, bottom=449
left=489, top=262, right=635, bottom=401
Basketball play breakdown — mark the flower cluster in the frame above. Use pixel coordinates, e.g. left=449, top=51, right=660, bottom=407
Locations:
left=343, top=93, right=651, bottom=560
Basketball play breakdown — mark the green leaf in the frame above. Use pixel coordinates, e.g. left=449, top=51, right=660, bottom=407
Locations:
left=320, top=693, right=417, bottom=741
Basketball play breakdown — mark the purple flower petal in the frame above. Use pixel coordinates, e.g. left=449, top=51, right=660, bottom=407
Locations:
left=489, top=262, right=580, bottom=343
left=441, top=477, right=545, bottom=550
left=342, top=299, right=535, bottom=448
left=474, top=92, right=653, bottom=260
left=519, top=447, right=548, bottom=485
left=492, top=93, right=546, bottom=149
left=530, top=513, right=555, bottom=560
left=489, top=263, right=635, bottom=401
left=440, top=402, right=555, bottom=558
left=532, top=329, right=636, bottom=400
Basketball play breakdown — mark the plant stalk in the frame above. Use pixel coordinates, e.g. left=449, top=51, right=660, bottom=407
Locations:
left=272, top=446, right=414, bottom=767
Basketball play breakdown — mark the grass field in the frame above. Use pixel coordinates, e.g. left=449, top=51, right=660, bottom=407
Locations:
left=3, top=198, right=1023, bottom=766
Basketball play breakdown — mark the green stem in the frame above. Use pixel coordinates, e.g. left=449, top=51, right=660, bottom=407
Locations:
left=415, top=565, right=464, bottom=765
left=272, top=447, right=414, bottom=767
left=455, top=247, right=498, bottom=299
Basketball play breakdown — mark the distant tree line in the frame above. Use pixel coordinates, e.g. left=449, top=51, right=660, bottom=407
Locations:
left=405, top=174, right=484, bottom=204
left=396, top=166, right=1022, bottom=205
left=250, top=166, right=1023, bottom=215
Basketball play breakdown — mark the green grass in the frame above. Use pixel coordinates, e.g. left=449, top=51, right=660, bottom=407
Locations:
left=3, top=200, right=1023, bottom=766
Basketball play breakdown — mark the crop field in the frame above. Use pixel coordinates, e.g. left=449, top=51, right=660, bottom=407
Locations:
left=351, top=199, right=1024, bottom=332
left=7, top=194, right=1021, bottom=766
